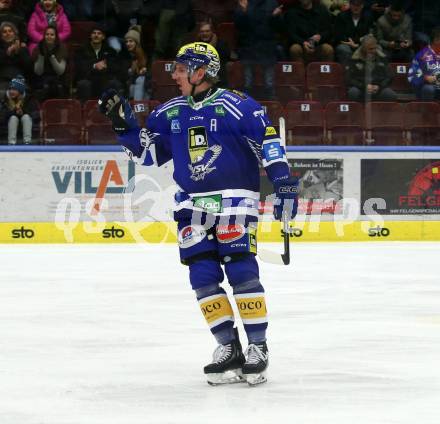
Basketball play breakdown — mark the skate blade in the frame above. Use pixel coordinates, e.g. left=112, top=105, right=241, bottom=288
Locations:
left=244, top=371, right=267, bottom=386
left=206, top=369, right=245, bottom=386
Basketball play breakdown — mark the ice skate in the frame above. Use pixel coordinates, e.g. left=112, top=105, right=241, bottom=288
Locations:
left=204, top=333, right=245, bottom=386
left=242, top=342, right=269, bottom=386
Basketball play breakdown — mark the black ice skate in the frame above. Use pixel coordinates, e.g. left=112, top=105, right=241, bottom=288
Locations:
left=242, top=342, right=269, bottom=386
left=204, top=331, right=245, bottom=386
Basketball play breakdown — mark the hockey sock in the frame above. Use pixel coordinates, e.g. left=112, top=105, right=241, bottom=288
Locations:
left=232, top=279, right=268, bottom=344
left=195, top=284, right=235, bottom=344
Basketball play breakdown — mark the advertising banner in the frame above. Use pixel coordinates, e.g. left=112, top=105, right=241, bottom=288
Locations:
left=260, top=158, right=344, bottom=215
left=361, top=159, right=440, bottom=215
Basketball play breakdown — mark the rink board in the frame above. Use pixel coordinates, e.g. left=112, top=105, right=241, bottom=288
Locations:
left=0, top=221, right=439, bottom=243
left=0, top=146, right=440, bottom=243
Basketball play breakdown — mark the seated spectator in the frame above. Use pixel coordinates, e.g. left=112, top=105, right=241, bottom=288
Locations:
left=0, top=21, right=32, bottom=97
left=31, top=25, right=68, bottom=101
left=120, top=25, right=148, bottom=100
left=285, top=0, right=334, bottom=63
left=0, top=75, right=39, bottom=145
left=408, top=27, right=440, bottom=100
left=0, top=0, right=27, bottom=43
left=27, top=0, right=71, bottom=54
left=235, top=0, right=283, bottom=99
left=74, top=24, right=123, bottom=102
left=321, top=0, right=349, bottom=18
left=363, top=0, right=389, bottom=20
left=375, top=1, right=412, bottom=62
left=196, top=21, right=230, bottom=88
left=334, top=0, right=374, bottom=65
left=346, top=34, right=397, bottom=101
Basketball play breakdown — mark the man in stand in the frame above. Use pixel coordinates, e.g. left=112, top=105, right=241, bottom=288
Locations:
left=98, top=42, right=298, bottom=386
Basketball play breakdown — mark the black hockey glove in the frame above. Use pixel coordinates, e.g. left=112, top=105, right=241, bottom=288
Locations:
left=98, top=89, right=136, bottom=134
left=273, top=177, right=299, bottom=221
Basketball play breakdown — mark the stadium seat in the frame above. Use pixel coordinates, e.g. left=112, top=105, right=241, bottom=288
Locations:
left=388, top=62, right=415, bottom=101
left=41, top=99, right=82, bottom=145
left=325, top=101, right=365, bottom=145
left=83, top=100, right=117, bottom=145
left=151, top=60, right=180, bottom=102
left=274, top=62, right=305, bottom=103
left=285, top=101, right=324, bottom=145
left=306, top=62, right=345, bottom=104
left=365, top=102, right=405, bottom=145
left=216, top=22, right=237, bottom=53
left=404, top=101, right=440, bottom=145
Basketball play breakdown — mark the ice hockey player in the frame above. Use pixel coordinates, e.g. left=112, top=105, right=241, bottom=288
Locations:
left=98, top=42, right=298, bottom=386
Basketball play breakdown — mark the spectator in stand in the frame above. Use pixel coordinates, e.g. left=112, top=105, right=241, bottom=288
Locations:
left=0, top=0, right=27, bottom=43
left=0, top=75, right=39, bottom=145
left=321, top=0, right=349, bottom=18
left=334, top=0, right=374, bottom=65
left=363, top=0, right=389, bottom=20
left=285, top=0, right=334, bottom=63
left=144, top=0, right=195, bottom=60
left=31, top=25, right=67, bottom=101
left=346, top=34, right=397, bottom=101
left=235, top=0, right=283, bottom=100
left=412, top=1, right=440, bottom=48
left=196, top=21, right=230, bottom=88
left=408, top=27, right=440, bottom=100
left=0, top=21, right=32, bottom=97
left=375, top=1, right=412, bottom=62
left=74, top=24, right=123, bottom=102
left=60, top=0, right=94, bottom=21
left=27, top=0, right=71, bottom=54
left=120, top=25, right=148, bottom=100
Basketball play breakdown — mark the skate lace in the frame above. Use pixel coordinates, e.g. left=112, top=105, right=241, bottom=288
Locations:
left=244, top=344, right=266, bottom=365
left=212, top=344, right=232, bottom=364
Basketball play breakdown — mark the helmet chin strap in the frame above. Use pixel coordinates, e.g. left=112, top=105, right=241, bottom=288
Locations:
left=188, top=68, right=205, bottom=97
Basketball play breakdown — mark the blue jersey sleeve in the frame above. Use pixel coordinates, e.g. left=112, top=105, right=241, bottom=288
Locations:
left=239, top=97, right=291, bottom=182
left=116, top=105, right=172, bottom=167
left=408, top=50, right=425, bottom=88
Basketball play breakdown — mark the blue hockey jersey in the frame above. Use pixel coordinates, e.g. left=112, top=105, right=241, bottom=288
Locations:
left=118, top=88, right=290, bottom=217
left=408, top=45, right=440, bottom=87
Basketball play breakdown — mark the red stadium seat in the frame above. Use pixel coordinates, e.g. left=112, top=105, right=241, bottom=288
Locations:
left=404, top=101, right=440, bottom=145
left=151, top=60, right=180, bottom=102
left=325, top=101, right=365, bottom=145
left=285, top=101, right=324, bottom=145
left=216, top=22, right=237, bottom=52
left=306, top=62, right=345, bottom=104
left=365, top=102, right=405, bottom=145
left=83, top=100, right=117, bottom=145
left=42, top=99, right=82, bottom=144
left=388, top=62, right=415, bottom=100
left=274, top=62, right=305, bottom=103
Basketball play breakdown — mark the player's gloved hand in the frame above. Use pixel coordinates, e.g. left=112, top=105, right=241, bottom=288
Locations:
left=98, top=89, right=137, bottom=134
left=273, top=177, right=299, bottom=220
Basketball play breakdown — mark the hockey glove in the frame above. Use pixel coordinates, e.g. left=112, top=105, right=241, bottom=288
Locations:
left=98, top=89, right=137, bottom=134
left=273, top=177, right=299, bottom=221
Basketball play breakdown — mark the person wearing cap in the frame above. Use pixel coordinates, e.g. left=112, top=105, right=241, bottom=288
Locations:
left=74, top=24, right=123, bottom=102
left=334, top=0, right=375, bottom=65
left=98, top=41, right=299, bottom=386
left=120, top=25, right=149, bottom=100
left=0, top=21, right=32, bottom=97
left=0, top=75, right=39, bottom=145
left=27, top=0, right=71, bottom=54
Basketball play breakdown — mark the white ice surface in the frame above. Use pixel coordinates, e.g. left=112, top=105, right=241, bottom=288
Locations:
left=0, top=242, right=439, bottom=424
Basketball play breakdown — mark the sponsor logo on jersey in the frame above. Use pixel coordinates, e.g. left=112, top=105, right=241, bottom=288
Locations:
left=171, top=119, right=181, bottom=133
left=193, top=194, right=223, bottom=213
left=263, top=142, right=283, bottom=161
left=216, top=224, right=246, bottom=243
left=188, top=126, right=209, bottom=163
left=178, top=225, right=207, bottom=248
left=166, top=106, right=180, bottom=120
left=248, top=225, right=257, bottom=254
left=231, top=89, right=247, bottom=100
left=214, top=105, right=225, bottom=116
left=190, top=115, right=204, bottom=120
left=223, top=93, right=241, bottom=104
left=265, top=126, right=277, bottom=136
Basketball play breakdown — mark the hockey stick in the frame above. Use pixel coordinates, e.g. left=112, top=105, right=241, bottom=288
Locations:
left=258, top=117, right=292, bottom=266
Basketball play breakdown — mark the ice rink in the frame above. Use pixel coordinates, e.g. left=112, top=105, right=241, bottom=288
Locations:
left=1, top=242, right=439, bottom=424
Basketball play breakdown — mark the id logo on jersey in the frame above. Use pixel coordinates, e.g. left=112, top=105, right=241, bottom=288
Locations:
left=188, top=126, right=208, bottom=162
